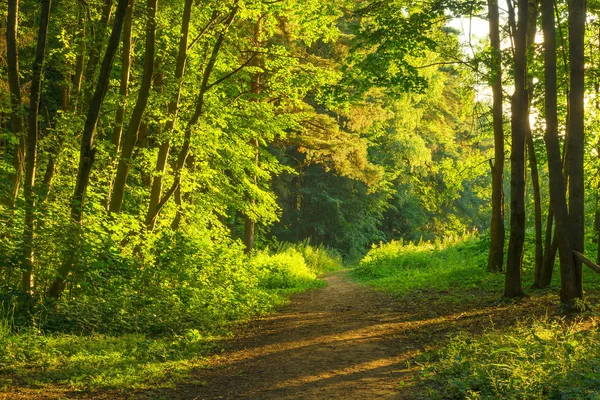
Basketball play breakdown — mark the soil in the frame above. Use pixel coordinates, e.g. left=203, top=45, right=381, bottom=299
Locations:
left=1, top=270, right=560, bottom=400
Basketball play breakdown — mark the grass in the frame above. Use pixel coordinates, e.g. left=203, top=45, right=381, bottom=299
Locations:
left=420, top=316, right=600, bottom=399
left=350, top=235, right=501, bottom=299
left=0, top=243, right=343, bottom=395
left=0, top=324, right=215, bottom=391
left=350, top=233, right=600, bottom=399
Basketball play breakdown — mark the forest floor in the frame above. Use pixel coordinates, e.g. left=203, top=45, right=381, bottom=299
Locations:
left=2, top=269, right=560, bottom=400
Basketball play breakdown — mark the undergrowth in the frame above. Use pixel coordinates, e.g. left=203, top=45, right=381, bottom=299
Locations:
left=352, top=233, right=600, bottom=399
left=0, top=241, right=342, bottom=392
left=350, top=234, right=499, bottom=295
left=420, top=317, right=600, bottom=399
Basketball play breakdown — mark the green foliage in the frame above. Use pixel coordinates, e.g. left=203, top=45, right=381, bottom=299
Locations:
left=252, top=248, right=321, bottom=290
left=420, top=317, right=600, bottom=399
left=0, top=239, right=340, bottom=391
left=351, top=235, right=496, bottom=295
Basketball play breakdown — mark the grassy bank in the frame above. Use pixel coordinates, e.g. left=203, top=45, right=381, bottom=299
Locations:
left=351, top=234, right=600, bottom=399
left=0, top=243, right=342, bottom=393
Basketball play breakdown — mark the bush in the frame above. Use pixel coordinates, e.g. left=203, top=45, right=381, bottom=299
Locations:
left=252, top=248, right=320, bottom=290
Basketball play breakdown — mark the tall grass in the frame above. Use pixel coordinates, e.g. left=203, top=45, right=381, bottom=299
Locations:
left=350, top=235, right=499, bottom=295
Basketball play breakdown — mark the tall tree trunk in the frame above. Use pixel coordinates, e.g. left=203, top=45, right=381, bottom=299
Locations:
left=565, top=0, right=585, bottom=303
left=541, top=0, right=578, bottom=306
left=48, top=0, right=130, bottom=300
left=108, top=0, right=157, bottom=213
left=70, top=8, right=86, bottom=111
left=525, top=0, right=545, bottom=288
left=83, top=0, right=113, bottom=96
left=5, top=0, right=25, bottom=208
left=21, top=0, right=52, bottom=292
left=487, top=0, right=505, bottom=273
left=505, top=0, right=529, bottom=298
left=111, top=0, right=134, bottom=153
left=244, top=18, right=262, bottom=254
left=145, top=0, right=194, bottom=230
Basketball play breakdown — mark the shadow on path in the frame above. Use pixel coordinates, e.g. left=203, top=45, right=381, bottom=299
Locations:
left=144, top=270, right=553, bottom=400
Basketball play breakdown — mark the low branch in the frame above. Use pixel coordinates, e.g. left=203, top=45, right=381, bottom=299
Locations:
left=573, top=251, right=600, bottom=274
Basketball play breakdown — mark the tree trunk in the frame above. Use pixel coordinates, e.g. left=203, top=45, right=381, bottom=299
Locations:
left=21, top=0, right=51, bottom=292
left=111, top=0, right=134, bottom=153
left=71, top=10, right=86, bottom=110
left=108, top=0, right=157, bottom=214
left=244, top=18, right=262, bottom=254
left=83, top=0, right=113, bottom=96
left=5, top=0, right=25, bottom=208
left=48, top=0, right=130, bottom=300
left=505, top=0, right=528, bottom=298
left=145, top=0, right=193, bottom=230
left=539, top=209, right=556, bottom=287
left=524, top=0, right=544, bottom=288
left=487, top=0, right=505, bottom=273
left=565, top=0, right=585, bottom=304
left=541, top=0, right=578, bottom=306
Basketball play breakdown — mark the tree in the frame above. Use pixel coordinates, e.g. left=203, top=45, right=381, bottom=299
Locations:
left=487, top=0, right=505, bottom=273
left=108, top=0, right=157, bottom=213
left=505, top=0, right=528, bottom=298
left=21, top=0, right=52, bottom=292
left=564, top=0, right=585, bottom=304
left=5, top=0, right=24, bottom=208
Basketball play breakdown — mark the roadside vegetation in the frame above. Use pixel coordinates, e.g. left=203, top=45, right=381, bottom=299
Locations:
left=351, top=233, right=600, bottom=399
left=0, top=243, right=342, bottom=392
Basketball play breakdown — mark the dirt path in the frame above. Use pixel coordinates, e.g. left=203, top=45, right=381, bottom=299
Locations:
left=158, top=271, right=415, bottom=399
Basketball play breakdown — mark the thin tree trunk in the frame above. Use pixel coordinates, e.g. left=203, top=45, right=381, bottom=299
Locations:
left=539, top=209, right=556, bottom=287
left=108, top=0, right=157, bottom=213
left=244, top=17, right=263, bottom=254
left=71, top=9, right=86, bottom=110
left=505, top=0, right=528, bottom=298
left=565, top=0, right=585, bottom=303
left=111, top=0, right=134, bottom=153
left=22, top=0, right=52, bottom=292
left=83, top=0, right=113, bottom=96
left=487, top=0, right=505, bottom=273
left=5, top=0, right=25, bottom=208
left=48, top=0, right=130, bottom=300
left=525, top=0, right=544, bottom=287
left=541, top=0, right=578, bottom=306
left=145, top=0, right=194, bottom=230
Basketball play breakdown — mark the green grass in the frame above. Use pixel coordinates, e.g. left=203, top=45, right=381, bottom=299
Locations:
left=0, top=324, right=215, bottom=391
left=351, top=233, right=600, bottom=399
left=0, top=243, right=343, bottom=393
left=350, top=235, right=501, bottom=296
left=420, top=316, right=600, bottom=399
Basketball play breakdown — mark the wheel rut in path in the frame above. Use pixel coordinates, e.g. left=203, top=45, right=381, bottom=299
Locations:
left=175, top=271, right=426, bottom=399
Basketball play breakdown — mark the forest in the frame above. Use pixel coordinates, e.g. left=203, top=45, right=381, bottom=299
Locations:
left=1, top=0, right=600, bottom=398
